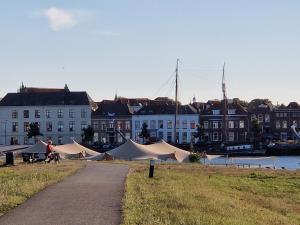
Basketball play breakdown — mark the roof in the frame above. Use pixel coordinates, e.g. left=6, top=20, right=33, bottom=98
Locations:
left=92, top=101, right=133, bottom=117
left=0, top=91, right=92, bottom=106
left=135, top=104, right=198, bottom=115
left=200, top=100, right=248, bottom=115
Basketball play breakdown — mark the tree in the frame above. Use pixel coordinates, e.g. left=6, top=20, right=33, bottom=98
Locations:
left=139, top=122, right=150, bottom=144
left=251, top=119, right=262, bottom=145
left=82, top=126, right=94, bottom=144
left=27, top=122, right=43, bottom=142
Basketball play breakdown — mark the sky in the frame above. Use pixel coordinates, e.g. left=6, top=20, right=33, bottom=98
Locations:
left=0, top=0, right=300, bottom=105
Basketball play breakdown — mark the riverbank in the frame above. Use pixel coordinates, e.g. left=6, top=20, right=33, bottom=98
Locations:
left=122, top=163, right=300, bottom=225
left=0, top=160, right=84, bottom=217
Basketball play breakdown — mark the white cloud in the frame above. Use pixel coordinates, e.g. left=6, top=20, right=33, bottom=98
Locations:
left=43, top=7, right=77, bottom=31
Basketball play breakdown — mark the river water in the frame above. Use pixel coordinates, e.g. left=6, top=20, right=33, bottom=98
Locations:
left=204, top=156, right=300, bottom=170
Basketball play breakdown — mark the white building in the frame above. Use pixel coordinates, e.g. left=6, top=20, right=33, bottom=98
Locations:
left=132, top=104, right=199, bottom=144
left=0, top=85, right=95, bottom=145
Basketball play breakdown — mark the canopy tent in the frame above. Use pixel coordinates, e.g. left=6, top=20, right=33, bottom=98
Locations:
left=88, top=139, right=191, bottom=162
left=145, top=140, right=191, bottom=163
left=53, top=140, right=100, bottom=159
left=22, top=140, right=47, bottom=154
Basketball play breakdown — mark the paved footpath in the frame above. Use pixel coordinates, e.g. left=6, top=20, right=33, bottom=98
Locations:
left=0, top=162, right=129, bottom=225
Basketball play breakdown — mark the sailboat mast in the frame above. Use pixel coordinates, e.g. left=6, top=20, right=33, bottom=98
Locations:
left=174, top=59, right=179, bottom=144
left=222, top=62, right=228, bottom=144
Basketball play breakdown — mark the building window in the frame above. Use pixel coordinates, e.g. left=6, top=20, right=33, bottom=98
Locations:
left=93, top=121, right=99, bottom=130
left=251, top=114, right=256, bottom=121
left=81, top=109, right=87, bottom=118
left=182, top=132, right=187, bottom=143
left=239, top=120, right=245, bottom=129
left=24, top=136, right=29, bottom=145
left=81, top=121, right=88, bottom=130
left=125, top=121, right=130, bottom=130
left=116, top=121, right=122, bottom=131
left=101, top=122, right=106, bottom=130
left=212, top=110, right=220, bottom=115
left=24, top=122, right=30, bottom=132
left=117, top=134, right=123, bottom=143
left=34, top=110, right=40, bottom=118
left=69, top=109, right=75, bottom=118
left=12, top=110, right=18, bottom=119
left=276, top=121, right=281, bottom=129
left=58, top=136, right=63, bottom=145
left=167, top=132, right=172, bottom=142
left=190, top=121, right=196, bottom=129
left=265, top=114, right=270, bottom=123
left=176, top=120, right=180, bottom=129
left=228, top=121, right=235, bottom=129
left=143, top=120, right=148, bottom=126
left=12, top=122, right=18, bottom=132
left=228, top=109, right=236, bottom=115
left=213, top=121, right=219, bottom=129
left=258, top=114, right=263, bottom=123
left=158, top=132, right=164, bottom=140
left=23, top=110, right=29, bottom=118
left=69, top=121, right=75, bottom=132
left=228, top=132, right=235, bottom=142
left=213, top=132, right=219, bottom=141
left=46, top=110, right=51, bottom=118
left=135, top=121, right=140, bottom=130
left=150, top=120, right=156, bottom=129
left=158, top=120, right=163, bottom=129
left=293, top=120, right=297, bottom=128
left=58, top=121, right=64, bottom=132
left=280, top=132, right=288, bottom=141
left=46, top=121, right=52, bottom=132
left=282, top=120, right=288, bottom=129
left=182, top=120, right=187, bottom=129
left=167, top=120, right=172, bottom=129
left=57, top=109, right=63, bottom=118
left=204, top=121, right=209, bottom=129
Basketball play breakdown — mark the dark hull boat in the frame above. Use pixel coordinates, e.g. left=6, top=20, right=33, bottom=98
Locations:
left=265, top=143, right=300, bottom=156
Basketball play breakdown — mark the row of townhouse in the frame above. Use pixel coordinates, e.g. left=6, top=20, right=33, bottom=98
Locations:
left=0, top=84, right=94, bottom=145
left=1, top=84, right=299, bottom=146
left=194, top=99, right=300, bottom=145
left=91, top=98, right=199, bottom=145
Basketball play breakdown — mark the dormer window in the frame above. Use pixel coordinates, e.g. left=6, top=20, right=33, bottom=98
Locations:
left=212, top=110, right=220, bottom=115
left=228, top=109, right=236, bottom=115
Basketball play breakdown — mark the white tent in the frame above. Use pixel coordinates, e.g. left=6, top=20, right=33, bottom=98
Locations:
left=53, top=140, right=100, bottom=159
left=146, top=140, right=191, bottom=163
left=88, top=139, right=191, bottom=162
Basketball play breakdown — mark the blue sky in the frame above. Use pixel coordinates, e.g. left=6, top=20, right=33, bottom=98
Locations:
left=0, top=0, right=300, bottom=104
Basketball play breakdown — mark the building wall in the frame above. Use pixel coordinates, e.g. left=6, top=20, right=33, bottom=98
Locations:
left=92, top=116, right=132, bottom=144
left=132, top=114, right=199, bottom=144
left=200, top=115, right=249, bottom=143
left=0, top=105, right=91, bottom=145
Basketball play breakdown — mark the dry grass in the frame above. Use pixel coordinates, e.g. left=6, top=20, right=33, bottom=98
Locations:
left=122, top=163, right=300, bottom=225
left=0, top=160, right=84, bottom=216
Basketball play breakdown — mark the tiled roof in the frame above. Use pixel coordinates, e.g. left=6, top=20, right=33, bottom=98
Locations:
left=92, top=101, right=133, bottom=116
left=135, top=104, right=198, bottom=115
left=200, top=100, right=248, bottom=115
left=0, top=91, right=91, bottom=106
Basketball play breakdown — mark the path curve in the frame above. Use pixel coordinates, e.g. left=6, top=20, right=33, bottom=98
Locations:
left=0, top=162, right=129, bottom=225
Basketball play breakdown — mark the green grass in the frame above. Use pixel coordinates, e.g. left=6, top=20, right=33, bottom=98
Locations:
left=0, top=160, right=84, bottom=216
left=122, top=163, right=300, bottom=225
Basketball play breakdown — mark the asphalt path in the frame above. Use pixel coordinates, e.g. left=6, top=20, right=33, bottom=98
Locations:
left=0, top=162, right=129, bottom=225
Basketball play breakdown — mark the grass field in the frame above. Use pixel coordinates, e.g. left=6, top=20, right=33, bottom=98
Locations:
left=0, top=160, right=84, bottom=216
left=122, top=163, right=300, bottom=225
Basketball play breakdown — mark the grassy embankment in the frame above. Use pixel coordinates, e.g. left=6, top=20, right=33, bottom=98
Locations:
left=122, top=163, right=300, bottom=225
left=0, top=160, right=84, bottom=216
